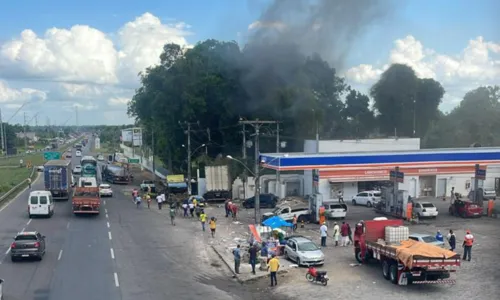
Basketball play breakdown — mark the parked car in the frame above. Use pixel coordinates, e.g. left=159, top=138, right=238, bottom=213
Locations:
left=324, top=202, right=347, bottom=219
left=468, top=188, right=496, bottom=201
left=412, top=201, right=438, bottom=218
left=10, top=231, right=46, bottom=261
left=97, top=154, right=104, bottom=161
left=66, top=153, right=72, bottom=158
left=284, top=236, right=325, bottom=266
left=99, top=184, right=113, bottom=197
left=242, top=194, right=278, bottom=209
left=352, top=190, right=381, bottom=207
left=262, top=205, right=310, bottom=222
left=409, top=233, right=445, bottom=248
left=449, top=199, right=483, bottom=218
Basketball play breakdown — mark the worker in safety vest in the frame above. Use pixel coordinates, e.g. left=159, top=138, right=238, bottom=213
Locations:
left=462, top=230, right=474, bottom=261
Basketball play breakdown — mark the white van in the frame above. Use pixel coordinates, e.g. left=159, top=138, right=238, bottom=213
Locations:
left=28, top=191, right=55, bottom=218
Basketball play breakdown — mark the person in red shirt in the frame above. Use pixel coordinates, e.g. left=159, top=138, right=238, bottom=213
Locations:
left=231, top=203, right=238, bottom=220
left=340, top=222, right=349, bottom=246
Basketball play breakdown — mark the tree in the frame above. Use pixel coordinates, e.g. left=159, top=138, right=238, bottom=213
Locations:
left=343, top=90, right=375, bottom=138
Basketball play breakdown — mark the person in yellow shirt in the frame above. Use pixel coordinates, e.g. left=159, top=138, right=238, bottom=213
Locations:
left=267, top=254, right=280, bottom=286
left=192, top=198, right=198, bottom=207
left=209, top=217, right=217, bottom=238
left=199, top=210, right=207, bottom=232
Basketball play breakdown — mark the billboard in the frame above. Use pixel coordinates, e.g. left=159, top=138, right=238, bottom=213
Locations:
left=167, top=174, right=184, bottom=183
left=121, top=130, right=133, bottom=142
left=132, top=128, right=142, bottom=146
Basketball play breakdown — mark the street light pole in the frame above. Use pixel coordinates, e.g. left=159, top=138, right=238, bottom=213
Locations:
left=187, top=123, right=192, bottom=195
left=151, top=126, right=156, bottom=182
left=276, top=122, right=281, bottom=198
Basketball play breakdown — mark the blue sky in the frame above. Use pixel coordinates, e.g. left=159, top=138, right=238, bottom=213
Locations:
left=1, top=0, right=497, bottom=68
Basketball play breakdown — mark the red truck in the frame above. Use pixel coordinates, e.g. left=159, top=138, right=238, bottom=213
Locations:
left=354, top=219, right=460, bottom=285
left=72, top=187, right=100, bottom=215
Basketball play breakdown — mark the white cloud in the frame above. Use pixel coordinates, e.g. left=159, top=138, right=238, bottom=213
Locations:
left=0, top=12, right=191, bottom=124
left=346, top=35, right=500, bottom=111
left=0, top=80, right=47, bottom=103
left=248, top=21, right=286, bottom=31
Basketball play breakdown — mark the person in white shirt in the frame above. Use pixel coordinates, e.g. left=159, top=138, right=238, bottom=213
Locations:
left=332, top=222, right=340, bottom=247
left=188, top=202, right=195, bottom=217
left=156, top=195, right=163, bottom=210
left=337, top=190, right=344, bottom=203
left=320, top=222, right=328, bottom=247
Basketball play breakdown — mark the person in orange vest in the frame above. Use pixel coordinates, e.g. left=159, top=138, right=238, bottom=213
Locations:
left=462, top=230, right=474, bottom=261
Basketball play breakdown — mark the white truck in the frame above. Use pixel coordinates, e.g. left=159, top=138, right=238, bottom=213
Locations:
left=203, top=165, right=231, bottom=202
left=262, top=205, right=311, bottom=223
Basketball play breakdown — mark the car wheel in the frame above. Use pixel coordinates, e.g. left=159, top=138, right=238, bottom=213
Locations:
left=305, top=273, right=314, bottom=282
left=296, top=257, right=301, bottom=267
left=29, top=214, right=32, bottom=218
left=352, top=200, right=357, bottom=206
left=355, top=248, right=363, bottom=263
left=11, top=256, right=17, bottom=262
left=366, top=201, right=372, bottom=208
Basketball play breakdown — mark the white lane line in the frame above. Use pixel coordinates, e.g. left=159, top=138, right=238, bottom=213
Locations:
left=27, top=219, right=32, bottom=225
left=104, top=200, right=106, bottom=205
left=66, top=222, right=70, bottom=229
left=110, top=248, right=115, bottom=259
left=108, top=232, right=112, bottom=240
left=21, top=227, right=25, bottom=232
left=105, top=214, right=109, bottom=219
left=104, top=208, right=108, bottom=213
left=114, top=272, right=120, bottom=287
left=5, top=248, right=11, bottom=255
left=107, top=222, right=110, bottom=228
left=58, top=249, right=63, bottom=261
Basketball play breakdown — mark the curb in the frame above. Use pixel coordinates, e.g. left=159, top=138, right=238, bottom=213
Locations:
left=210, top=245, right=289, bottom=284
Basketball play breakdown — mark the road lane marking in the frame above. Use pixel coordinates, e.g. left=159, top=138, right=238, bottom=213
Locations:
left=107, top=222, right=110, bottom=228
left=21, top=227, right=25, bottom=232
left=27, top=219, right=32, bottom=225
left=67, top=222, right=70, bottom=229
left=108, top=232, right=112, bottom=240
left=105, top=214, right=109, bottom=219
left=58, top=250, right=63, bottom=260
left=104, top=200, right=106, bottom=205
left=104, top=208, right=108, bottom=213
left=114, top=272, right=120, bottom=287
left=110, top=248, right=115, bottom=259
left=5, top=248, right=11, bottom=255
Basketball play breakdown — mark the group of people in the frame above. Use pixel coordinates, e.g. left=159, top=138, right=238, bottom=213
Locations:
left=233, top=242, right=280, bottom=287
left=224, top=199, right=238, bottom=219
left=436, top=229, right=474, bottom=261
left=319, top=221, right=353, bottom=247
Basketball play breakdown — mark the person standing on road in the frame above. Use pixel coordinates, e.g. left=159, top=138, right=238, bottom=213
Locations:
left=337, top=190, right=344, bottom=203
left=189, top=201, right=195, bottom=217
left=135, top=195, right=142, bottom=208
left=248, top=242, right=259, bottom=275
left=267, top=254, right=280, bottom=287
left=225, top=199, right=231, bottom=217
left=200, top=210, right=207, bottom=231
left=436, top=230, right=444, bottom=242
left=182, top=200, right=188, bottom=217
left=132, top=188, right=138, bottom=202
left=28, top=177, right=32, bottom=189
left=340, top=222, right=349, bottom=246
left=209, top=217, right=217, bottom=237
left=333, top=222, right=340, bottom=247
left=231, top=203, right=238, bottom=220
left=232, top=244, right=241, bottom=274
left=462, top=230, right=474, bottom=261
left=156, top=194, right=163, bottom=210
left=320, top=222, right=328, bottom=247
left=146, top=193, right=151, bottom=209
left=347, top=222, right=353, bottom=245
left=292, top=215, right=298, bottom=232
left=169, top=206, right=176, bottom=226
left=447, top=229, right=456, bottom=251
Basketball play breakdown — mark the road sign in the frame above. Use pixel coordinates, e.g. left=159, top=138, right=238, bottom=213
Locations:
left=475, top=168, right=486, bottom=180
left=128, top=158, right=140, bottom=164
left=390, top=170, right=405, bottom=183
left=44, top=151, right=61, bottom=160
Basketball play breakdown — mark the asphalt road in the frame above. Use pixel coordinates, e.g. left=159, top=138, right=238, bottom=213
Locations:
left=0, top=138, right=280, bottom=300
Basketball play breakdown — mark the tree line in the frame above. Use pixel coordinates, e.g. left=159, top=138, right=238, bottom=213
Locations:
left=127, top=39, right=500, bottom=172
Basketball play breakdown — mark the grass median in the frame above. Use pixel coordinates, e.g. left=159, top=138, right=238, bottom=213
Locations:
left=0, top=167, right=32, bottom=196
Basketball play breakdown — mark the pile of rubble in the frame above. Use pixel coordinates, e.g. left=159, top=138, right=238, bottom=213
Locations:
left=277, top=196, right=308, bottom=207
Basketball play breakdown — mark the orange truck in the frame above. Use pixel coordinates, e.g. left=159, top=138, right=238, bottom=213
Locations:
left=72, top=187, right=100, bottom=215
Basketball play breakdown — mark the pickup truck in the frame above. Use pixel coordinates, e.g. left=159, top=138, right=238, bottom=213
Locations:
left=354, top=219, right=460, bottom=285
left=262, top=205, right=311, bottom=223
left=72, top=187, right=100, bottom=215
left=140, top=180, right=155, bottom=192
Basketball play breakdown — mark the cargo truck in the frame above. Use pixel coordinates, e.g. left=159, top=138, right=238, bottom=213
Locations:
left=354, top=219, right=460, bottom=285
left=44, top=160, right=72, bottom=200
left=72, top=187, right=100, bottom=214
left=203, top=165, right=231, bottom=202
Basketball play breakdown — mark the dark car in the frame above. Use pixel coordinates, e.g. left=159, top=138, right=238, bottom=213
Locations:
left=10, top=231, right=46, bottom=262
left=242, top=194, right=278, bottom=209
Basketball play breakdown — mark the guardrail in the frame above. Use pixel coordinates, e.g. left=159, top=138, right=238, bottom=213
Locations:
left=0, top=166, right=36, bottom=206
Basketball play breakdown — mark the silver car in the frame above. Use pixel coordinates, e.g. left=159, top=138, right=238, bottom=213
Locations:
left=408, top=233, right=445, bottom=248
left=284, top=236, right=325, bottom=266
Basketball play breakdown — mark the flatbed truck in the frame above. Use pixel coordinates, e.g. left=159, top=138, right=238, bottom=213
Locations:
left=72, top=187, right=100, bottom=215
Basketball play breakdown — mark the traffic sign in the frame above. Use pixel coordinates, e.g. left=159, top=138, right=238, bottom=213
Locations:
left=390, top=170, right=405, bottom=183
left=475, top=168, right=486, bottom=180
left=44, top=151, right=61, bottom=160
left=128, top=158, right=140, bottom=164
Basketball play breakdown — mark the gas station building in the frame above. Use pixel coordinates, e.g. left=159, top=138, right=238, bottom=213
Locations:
left=260, top=144, right=500, bottom=201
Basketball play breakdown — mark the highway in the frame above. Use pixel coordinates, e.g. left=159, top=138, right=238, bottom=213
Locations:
left=0, top=140, right=264, bottom=300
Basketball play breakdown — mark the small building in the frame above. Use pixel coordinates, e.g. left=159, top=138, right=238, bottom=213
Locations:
left=16, top=132, right=38, bottom=142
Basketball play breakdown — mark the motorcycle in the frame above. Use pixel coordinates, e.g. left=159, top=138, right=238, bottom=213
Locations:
left=305, top=266, right=328, bottom=286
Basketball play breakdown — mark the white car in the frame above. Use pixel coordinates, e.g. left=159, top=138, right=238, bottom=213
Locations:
left=413, top=201, right=438, bottom=218
left=409, top=233, right=445, bottom=248
left=75, top=151, right=82, bottom=157
left=97, top=155, right=104, bottom=161
left=324, top=202, right=347, bottom=219
left=73, top=166, right=82, bottom=175
left=352, top=190, right=381, bottom=207
left=99, top=184, right=113, bottom=197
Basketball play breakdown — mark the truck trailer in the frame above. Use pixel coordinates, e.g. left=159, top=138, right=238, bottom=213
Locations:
left=354, top=219, right=460, bottom=285
left=44, top=160, right=72, bottom=200
left=203, top=165, right=231, bottom=202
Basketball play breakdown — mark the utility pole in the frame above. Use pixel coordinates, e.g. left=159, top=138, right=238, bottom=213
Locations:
left=241, top=124, right=247, bottom=200
left=182, top=121, right=198, bottom=195
left=239, top=120, right=278, bottom=224
left=23, top=112, right=28, bottom=151
left=35, top=114, right=38, bottom=127
left=276, top=122, right=281, bottom=198
left=151, top=127, right=156, bottom=182
left=75, top=106, right=79, bottom=129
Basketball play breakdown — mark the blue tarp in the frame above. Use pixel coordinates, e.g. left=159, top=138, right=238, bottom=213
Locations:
left=262, top=216, right=293, bottom=229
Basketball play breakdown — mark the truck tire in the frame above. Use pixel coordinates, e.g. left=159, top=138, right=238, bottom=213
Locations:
left=382, top=260, right=391, bottom=280
left=389, top=263, right=398, bottom=284
left=355, top=248, right=363, bottom=263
